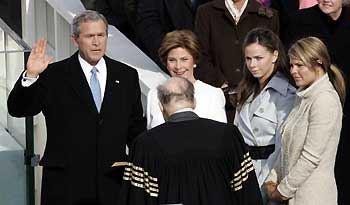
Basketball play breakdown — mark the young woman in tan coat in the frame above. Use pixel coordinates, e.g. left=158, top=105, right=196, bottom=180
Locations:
left=265, top=37, right=346, bottom=205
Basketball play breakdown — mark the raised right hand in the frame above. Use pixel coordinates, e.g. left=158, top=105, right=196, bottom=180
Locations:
left=26, top=39, right=54, bottom=78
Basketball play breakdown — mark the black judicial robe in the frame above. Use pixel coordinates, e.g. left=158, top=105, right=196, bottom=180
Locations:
left=117, top=111, right=262, bottom=205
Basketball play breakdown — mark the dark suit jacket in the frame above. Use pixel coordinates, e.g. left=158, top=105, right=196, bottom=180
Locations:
left=136, top=0, right=211, bottom=72
left=96, top=0, right=137, bottom=43
left=118, top=111, right=262, bottom=205
left=7, top=52, right=146, bottom=205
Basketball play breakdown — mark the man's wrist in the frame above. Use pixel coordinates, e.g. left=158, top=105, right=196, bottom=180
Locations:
left=25, top=71, right=39, bottom=78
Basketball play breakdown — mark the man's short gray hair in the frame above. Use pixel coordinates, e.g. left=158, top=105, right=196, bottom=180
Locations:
left=157, top=77, right=195, bottom=106
left=72, top=10, right=108, bottom=37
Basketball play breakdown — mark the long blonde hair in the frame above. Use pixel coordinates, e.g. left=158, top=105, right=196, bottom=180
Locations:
left=288, top=37, right=346, bottom=106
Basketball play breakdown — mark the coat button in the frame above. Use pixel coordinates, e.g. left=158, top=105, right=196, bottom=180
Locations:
left=253, top=127, right=259, bottom=133
left=259, top=108, right=264, bottom=113
left=235, top=68, right=240, bottom=72
left=234, top=40, right=240, bottom=45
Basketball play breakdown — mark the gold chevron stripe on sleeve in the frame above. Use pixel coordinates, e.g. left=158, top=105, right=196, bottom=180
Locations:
left=122, top=162, right=159, bottom=197
left=230, top=152, right=254, bottom=191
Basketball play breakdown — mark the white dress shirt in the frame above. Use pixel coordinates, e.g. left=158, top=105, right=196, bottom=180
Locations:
left=78, top=55, right=107, bottom=100
left=225, top=0, right=249, bottom=24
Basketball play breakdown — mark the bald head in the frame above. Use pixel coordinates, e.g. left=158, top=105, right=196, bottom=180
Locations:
left=157, top=77, right=195, bottom=117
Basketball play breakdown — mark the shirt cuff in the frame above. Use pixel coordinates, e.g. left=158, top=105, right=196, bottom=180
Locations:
left=277, top=178, right=295, bottom=198
left=21, top=71, right=39, bottom=87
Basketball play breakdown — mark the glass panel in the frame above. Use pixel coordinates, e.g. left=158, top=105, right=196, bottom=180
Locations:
left=46, top=3, right=55, bottom=49
left=0, top=18, right=31, bottom=53
left=6, top=33, right=23, bottom=52
left=5, top=49, right=26, bottom=147
left=0, top=17, right=27, bottom=205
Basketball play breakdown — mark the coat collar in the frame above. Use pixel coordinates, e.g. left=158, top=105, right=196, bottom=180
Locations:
left=167, top=111, right=199, bottom=122
left=264, top=72, right=295, bottom=96
left=213, top=0, right=260, bottom=13
left=297, top=74, right=329, bottom=98
left=212, top=0, right=268, bottom=25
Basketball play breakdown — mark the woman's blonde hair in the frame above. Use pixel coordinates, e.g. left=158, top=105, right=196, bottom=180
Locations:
left=288, top=37, right=346, bottom=106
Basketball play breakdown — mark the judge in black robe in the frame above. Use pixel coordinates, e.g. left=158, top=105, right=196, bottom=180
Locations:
left=116, top=77, right=262, bottom=205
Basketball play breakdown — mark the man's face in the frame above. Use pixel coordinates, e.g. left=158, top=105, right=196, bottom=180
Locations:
left=318, top=0, right=342, bottom=18
left=72, top=20, right=107, bottom=66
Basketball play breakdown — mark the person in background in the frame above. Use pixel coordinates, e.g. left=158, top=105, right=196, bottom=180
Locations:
left=117, top=77, right=262, bottom=205
left=96, top=0, right=137, bottom=43
left=136, top=0, right=211, bottom=72
left=147, top=30, right=226, bottom=129
left=194, top=0, right=279, bottom=122
left=265, top=37, right=345, bottom=205
left=7, top=10, right=146, bottom=205
left=283, top=1, right=350, bottom=204
left=233, top=27, right=295, bottom=203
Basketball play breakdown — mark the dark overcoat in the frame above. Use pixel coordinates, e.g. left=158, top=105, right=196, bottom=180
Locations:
left=194, top=0, right=279, bottom=88
left=136, top=0, right=211, bottom=72
left=7, top=52, right=146, bottom=205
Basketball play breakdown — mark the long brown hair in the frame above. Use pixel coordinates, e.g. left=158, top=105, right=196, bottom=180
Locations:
left=288, top=37, right=346, bottom=106
left=236, top=28, right=293, bottom=110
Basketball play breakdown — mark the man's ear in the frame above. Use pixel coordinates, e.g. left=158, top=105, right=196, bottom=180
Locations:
left=158, top=102, right=164, bottom=113
left=71, top=36, right=79, bottom=48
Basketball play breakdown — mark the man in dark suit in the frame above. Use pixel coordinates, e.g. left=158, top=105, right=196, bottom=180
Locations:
left=136, top=0, right=211, bottom=72
left=7, top=10, right=146, bottom=205
left=117, top=77, right=262, bottom=205
left=96, top=0, right=137, bottom=44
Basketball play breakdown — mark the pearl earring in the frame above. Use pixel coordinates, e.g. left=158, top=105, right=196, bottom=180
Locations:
left=193, top=64, right=197, bottom=68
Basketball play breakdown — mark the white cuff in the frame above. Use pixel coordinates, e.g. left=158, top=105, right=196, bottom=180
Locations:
left=21, top=71, right=39, bottom=87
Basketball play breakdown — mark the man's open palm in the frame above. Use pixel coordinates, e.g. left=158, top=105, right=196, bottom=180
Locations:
left=26, top=39, right=53, bottom=77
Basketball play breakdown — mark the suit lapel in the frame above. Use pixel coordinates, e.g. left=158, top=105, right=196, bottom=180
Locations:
left=65, top=52, right=98, bottom=114
left=99, top=57, right=122, bottom=116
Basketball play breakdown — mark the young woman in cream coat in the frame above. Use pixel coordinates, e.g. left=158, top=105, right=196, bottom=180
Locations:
left=146, top=30, right=226, bottom=129
left=234, top=28, right=296, bottom=202
left=265, top=37, right=345, bottom=205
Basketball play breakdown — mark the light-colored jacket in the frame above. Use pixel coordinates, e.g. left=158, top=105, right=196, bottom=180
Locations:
left=267, top=74, right=342, bottom=205
left=234, top=72, right=296, bottom=187
left=146, top=80, right=227, bottom=129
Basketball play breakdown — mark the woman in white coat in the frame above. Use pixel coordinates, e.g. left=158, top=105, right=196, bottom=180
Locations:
left=146, top=30, right=227, bottom=129
left=265, top=37, right=345, bottom=205
left=233, top=28, right=296, bottom=201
